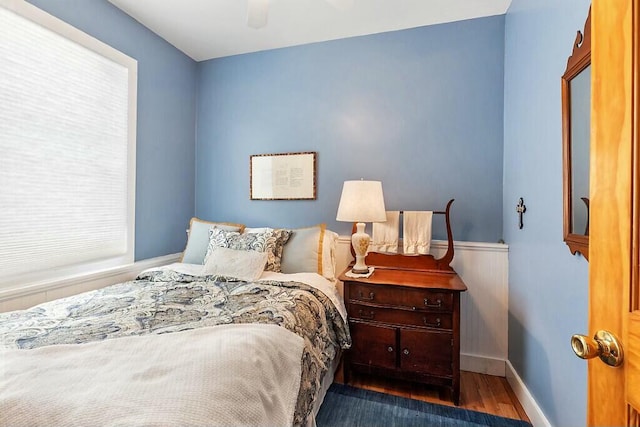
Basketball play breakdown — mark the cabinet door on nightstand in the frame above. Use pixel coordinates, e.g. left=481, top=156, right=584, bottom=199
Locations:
left=349, top=321, right=397, bottom=370
left=400, top=329, right=453, bottom=377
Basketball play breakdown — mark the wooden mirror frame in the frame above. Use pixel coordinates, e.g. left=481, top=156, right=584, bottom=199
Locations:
left=562, top=7, right=591, bottom=260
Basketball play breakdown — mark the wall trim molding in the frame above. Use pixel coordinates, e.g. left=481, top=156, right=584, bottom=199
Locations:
left=506, top=360, right=552, bottom=427
left=460, top=354, right=506, bottom=377
left=431, top=239, right=508, bottom=252
left=0, top=253, right=181, bottom=303
left=336, top=236, right=508, bottom=253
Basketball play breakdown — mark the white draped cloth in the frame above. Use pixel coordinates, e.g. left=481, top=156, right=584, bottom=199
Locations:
left=370, top=211, right=400, bottom=253
left=403, top=211, right=433, bottom=255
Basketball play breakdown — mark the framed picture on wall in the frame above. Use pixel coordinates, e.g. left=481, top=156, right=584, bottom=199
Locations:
left=250, top=151, right=317, bottom=200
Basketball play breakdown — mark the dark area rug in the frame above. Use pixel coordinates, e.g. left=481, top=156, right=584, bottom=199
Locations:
left=316, top=383, right=532, bottom=427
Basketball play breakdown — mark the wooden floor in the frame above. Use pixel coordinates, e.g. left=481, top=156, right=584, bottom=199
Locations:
left=335, top=370, right=530, bottom=424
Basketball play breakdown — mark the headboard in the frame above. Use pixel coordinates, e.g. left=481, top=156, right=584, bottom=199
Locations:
left=350, top=199, right=455, bottom=273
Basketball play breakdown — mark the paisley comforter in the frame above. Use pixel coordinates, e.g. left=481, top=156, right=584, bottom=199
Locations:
left=0, top=268, right=351, bottom=426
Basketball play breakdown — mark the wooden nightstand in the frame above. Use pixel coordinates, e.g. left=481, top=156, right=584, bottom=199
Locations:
left=340, top=266, right=467, bottom=405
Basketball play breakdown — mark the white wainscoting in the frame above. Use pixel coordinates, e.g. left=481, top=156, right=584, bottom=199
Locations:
left=335, top=237, right=509, bottom=376
left=0, top=253, right=182, bottom=313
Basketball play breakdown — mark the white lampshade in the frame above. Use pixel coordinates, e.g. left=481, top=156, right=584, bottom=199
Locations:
left=336, top=180, right=387, bottom=223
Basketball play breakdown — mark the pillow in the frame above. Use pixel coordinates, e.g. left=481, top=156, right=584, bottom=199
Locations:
left=243, top=227, right=272, bottom=234
left=323, top=229, right=339, bottom=280
left=201, top=246, right=268, bottom=281
left=206, top=227, right=292, bottom=272
left=181, top=218, right=245, bottom=264
left=280, top=224, right=339, bottom=280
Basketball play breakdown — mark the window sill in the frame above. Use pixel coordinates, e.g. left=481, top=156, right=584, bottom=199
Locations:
left=0, top=253, right=181, bottom=308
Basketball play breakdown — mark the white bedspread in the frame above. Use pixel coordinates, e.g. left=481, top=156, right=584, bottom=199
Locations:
left=1, top=324, right=304, bottom=427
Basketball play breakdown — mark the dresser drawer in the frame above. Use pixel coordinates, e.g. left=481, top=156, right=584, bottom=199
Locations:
left=350, top=303, right=453, bottom=330
left=348, top=282, right=453, bottom=311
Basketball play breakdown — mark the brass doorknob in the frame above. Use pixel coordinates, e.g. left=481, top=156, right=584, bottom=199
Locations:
left=571, top=330, right=624, bottom=367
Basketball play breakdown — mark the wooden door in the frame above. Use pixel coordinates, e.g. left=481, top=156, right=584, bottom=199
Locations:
left=589, top=0, right=640, bottom=424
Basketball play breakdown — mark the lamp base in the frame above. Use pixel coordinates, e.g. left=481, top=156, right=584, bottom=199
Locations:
left=350, top=266, right=371, bottom=275
left=345, top=266, right=374, bottom=278
left=351, top=222, right=370, bottom=274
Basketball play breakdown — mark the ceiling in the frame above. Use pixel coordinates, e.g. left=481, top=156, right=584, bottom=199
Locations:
left=108, top=0, right=512, bottom=62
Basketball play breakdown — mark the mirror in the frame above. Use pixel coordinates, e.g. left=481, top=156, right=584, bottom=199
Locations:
left=562, top=7, right=591, bottom=260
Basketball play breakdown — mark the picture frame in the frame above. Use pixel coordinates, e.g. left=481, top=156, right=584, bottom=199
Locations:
left=250, top=151, right=317, bottom=200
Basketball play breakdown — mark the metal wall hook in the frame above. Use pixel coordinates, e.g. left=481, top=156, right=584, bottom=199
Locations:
left=516, top=198, right=527, bottom=229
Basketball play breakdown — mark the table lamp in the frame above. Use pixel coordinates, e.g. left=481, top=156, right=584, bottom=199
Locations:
left=336, top=180, right=386, bottom=274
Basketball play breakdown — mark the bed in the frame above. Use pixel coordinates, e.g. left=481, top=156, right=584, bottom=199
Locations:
left=0, top=220, right=350, bottom=427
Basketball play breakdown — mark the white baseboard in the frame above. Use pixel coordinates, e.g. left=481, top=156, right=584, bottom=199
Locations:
left=461, top=353, right=506, bottom=376
left=0, top=253, right=182, bottom=312
left=506, top=360, right=552, bottom=427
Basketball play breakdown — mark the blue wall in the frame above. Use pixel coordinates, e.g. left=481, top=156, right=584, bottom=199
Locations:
left=503, top=1, right=590, bottom=425
left=27, top=0, right=198, bottom=261
left=196, top=16, right=505, bottom=242
left=17, top=3, right=592, bottom=421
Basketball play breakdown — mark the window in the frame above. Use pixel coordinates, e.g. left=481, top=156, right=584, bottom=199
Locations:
left=0, top=1, right=137, bottom=289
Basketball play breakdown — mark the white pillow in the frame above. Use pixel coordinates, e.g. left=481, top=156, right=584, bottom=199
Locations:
left=280, top=224, right=339, bottom=280
left=323, top=229, right=339, bottom=280
left=243, top=227, right=273, bottom=234
left=201, top=246, right=268, bottom=282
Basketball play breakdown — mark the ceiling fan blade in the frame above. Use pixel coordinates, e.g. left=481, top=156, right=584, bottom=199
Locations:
left=324, top=0, right=354, bottom=11
left=247, top=0, right=269, bottom=29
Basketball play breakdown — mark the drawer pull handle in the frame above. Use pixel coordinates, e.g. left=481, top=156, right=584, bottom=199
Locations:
left=423, top=317, right=442, bottom=328
left=424, top=298, right=442, bottom=308
left=403, top=349, right=410, bottom=356
left=358, top=291, right=375, bottom=301
left=358, top=309, right=375, bottom=320
left=387, top=346, right=394, bottom=353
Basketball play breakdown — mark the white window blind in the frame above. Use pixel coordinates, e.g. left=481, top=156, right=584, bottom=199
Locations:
left=0, top=2, right=137, bottom=289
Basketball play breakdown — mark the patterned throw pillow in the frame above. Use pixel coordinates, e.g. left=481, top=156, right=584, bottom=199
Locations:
left=206, top=227, right=292, bottom=272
